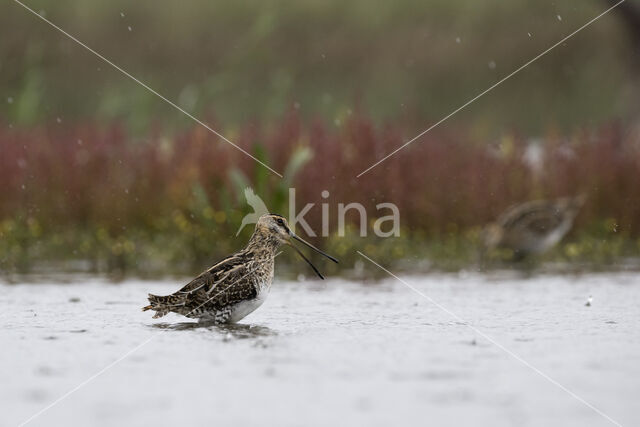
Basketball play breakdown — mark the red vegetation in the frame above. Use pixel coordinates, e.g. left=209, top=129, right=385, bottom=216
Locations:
left=1, top=116, right=639, bottom=237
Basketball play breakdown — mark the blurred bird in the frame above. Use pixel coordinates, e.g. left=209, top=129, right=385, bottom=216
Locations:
left=143, top=214, right=338, bottom=323
left=482, top=195, right=586, bottom=261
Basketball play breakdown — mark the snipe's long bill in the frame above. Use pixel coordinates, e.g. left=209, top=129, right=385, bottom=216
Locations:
left=142, top=214, right=338, bottom=323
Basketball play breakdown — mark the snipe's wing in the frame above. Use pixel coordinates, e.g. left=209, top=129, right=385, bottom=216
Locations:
left=499, top=200, right=565, bottom=235
left=175, top=252, right=258, bottom=313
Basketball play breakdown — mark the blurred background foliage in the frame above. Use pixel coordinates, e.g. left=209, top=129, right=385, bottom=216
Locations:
left=1, top=0, right=635, bottom=134
left=1, top=0, right=640, bottom=276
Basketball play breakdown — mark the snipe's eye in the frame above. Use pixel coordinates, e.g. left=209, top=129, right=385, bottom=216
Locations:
left=276, top=218, right=285, bottom=226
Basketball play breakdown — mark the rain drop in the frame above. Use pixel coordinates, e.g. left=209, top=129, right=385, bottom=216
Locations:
left=7, top=97, right=13, bottom=104
left=455, top=37, right=461, bottom=44
left=557, top=15, right=562, bottom=21
left=488, top=60, right=496, bottom=70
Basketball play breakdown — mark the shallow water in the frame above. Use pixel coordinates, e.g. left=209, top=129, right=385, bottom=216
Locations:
left=2, top=272, right=639, bottom=427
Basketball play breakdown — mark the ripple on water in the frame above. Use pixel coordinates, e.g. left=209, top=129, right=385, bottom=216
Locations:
left=35, top=366, right=54, bottom=376
left=26, top=389, right=48, bottom=402
left=3, top=276, right=639, bottom=426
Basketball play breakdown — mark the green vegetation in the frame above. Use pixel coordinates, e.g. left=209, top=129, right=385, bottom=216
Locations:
left=1, top=116, right=639, bottom=277
left=1, top=0, right=633, bottom=136
left=2, top=1, right=639, bottom=277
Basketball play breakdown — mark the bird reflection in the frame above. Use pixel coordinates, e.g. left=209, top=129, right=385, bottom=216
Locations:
left=150, top=321, right=277, bottom=339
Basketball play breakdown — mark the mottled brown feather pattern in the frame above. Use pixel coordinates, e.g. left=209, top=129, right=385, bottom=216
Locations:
left=500, top=201, right=564, bottom=231
left=143, top=215, right=284, bottom=323
left=484, top=195, right=585, bottom=258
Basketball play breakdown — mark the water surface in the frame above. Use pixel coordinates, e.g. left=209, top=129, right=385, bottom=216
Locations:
left=2, top=272, right=639, bottom=426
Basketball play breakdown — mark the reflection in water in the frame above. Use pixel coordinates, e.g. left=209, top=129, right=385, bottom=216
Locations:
left=150, top=321, right=277, bottom=339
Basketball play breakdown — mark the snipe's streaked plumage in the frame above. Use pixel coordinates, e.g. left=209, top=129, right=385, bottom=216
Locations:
left=142, top=214, right=338, bottom=323
left=482, top=195, right=586, bottom=260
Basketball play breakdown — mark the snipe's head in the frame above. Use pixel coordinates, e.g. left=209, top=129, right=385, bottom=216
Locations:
left=255, top=214, right=292, bottom=244
left=563, top=193, right=587, bottom=217
left=254, top=214, right=338, bottom=279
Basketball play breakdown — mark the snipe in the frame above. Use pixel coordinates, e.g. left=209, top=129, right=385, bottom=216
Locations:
left=143, top=214, right=338, bottom=323
left=482, top=195, right=586, bottom=260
